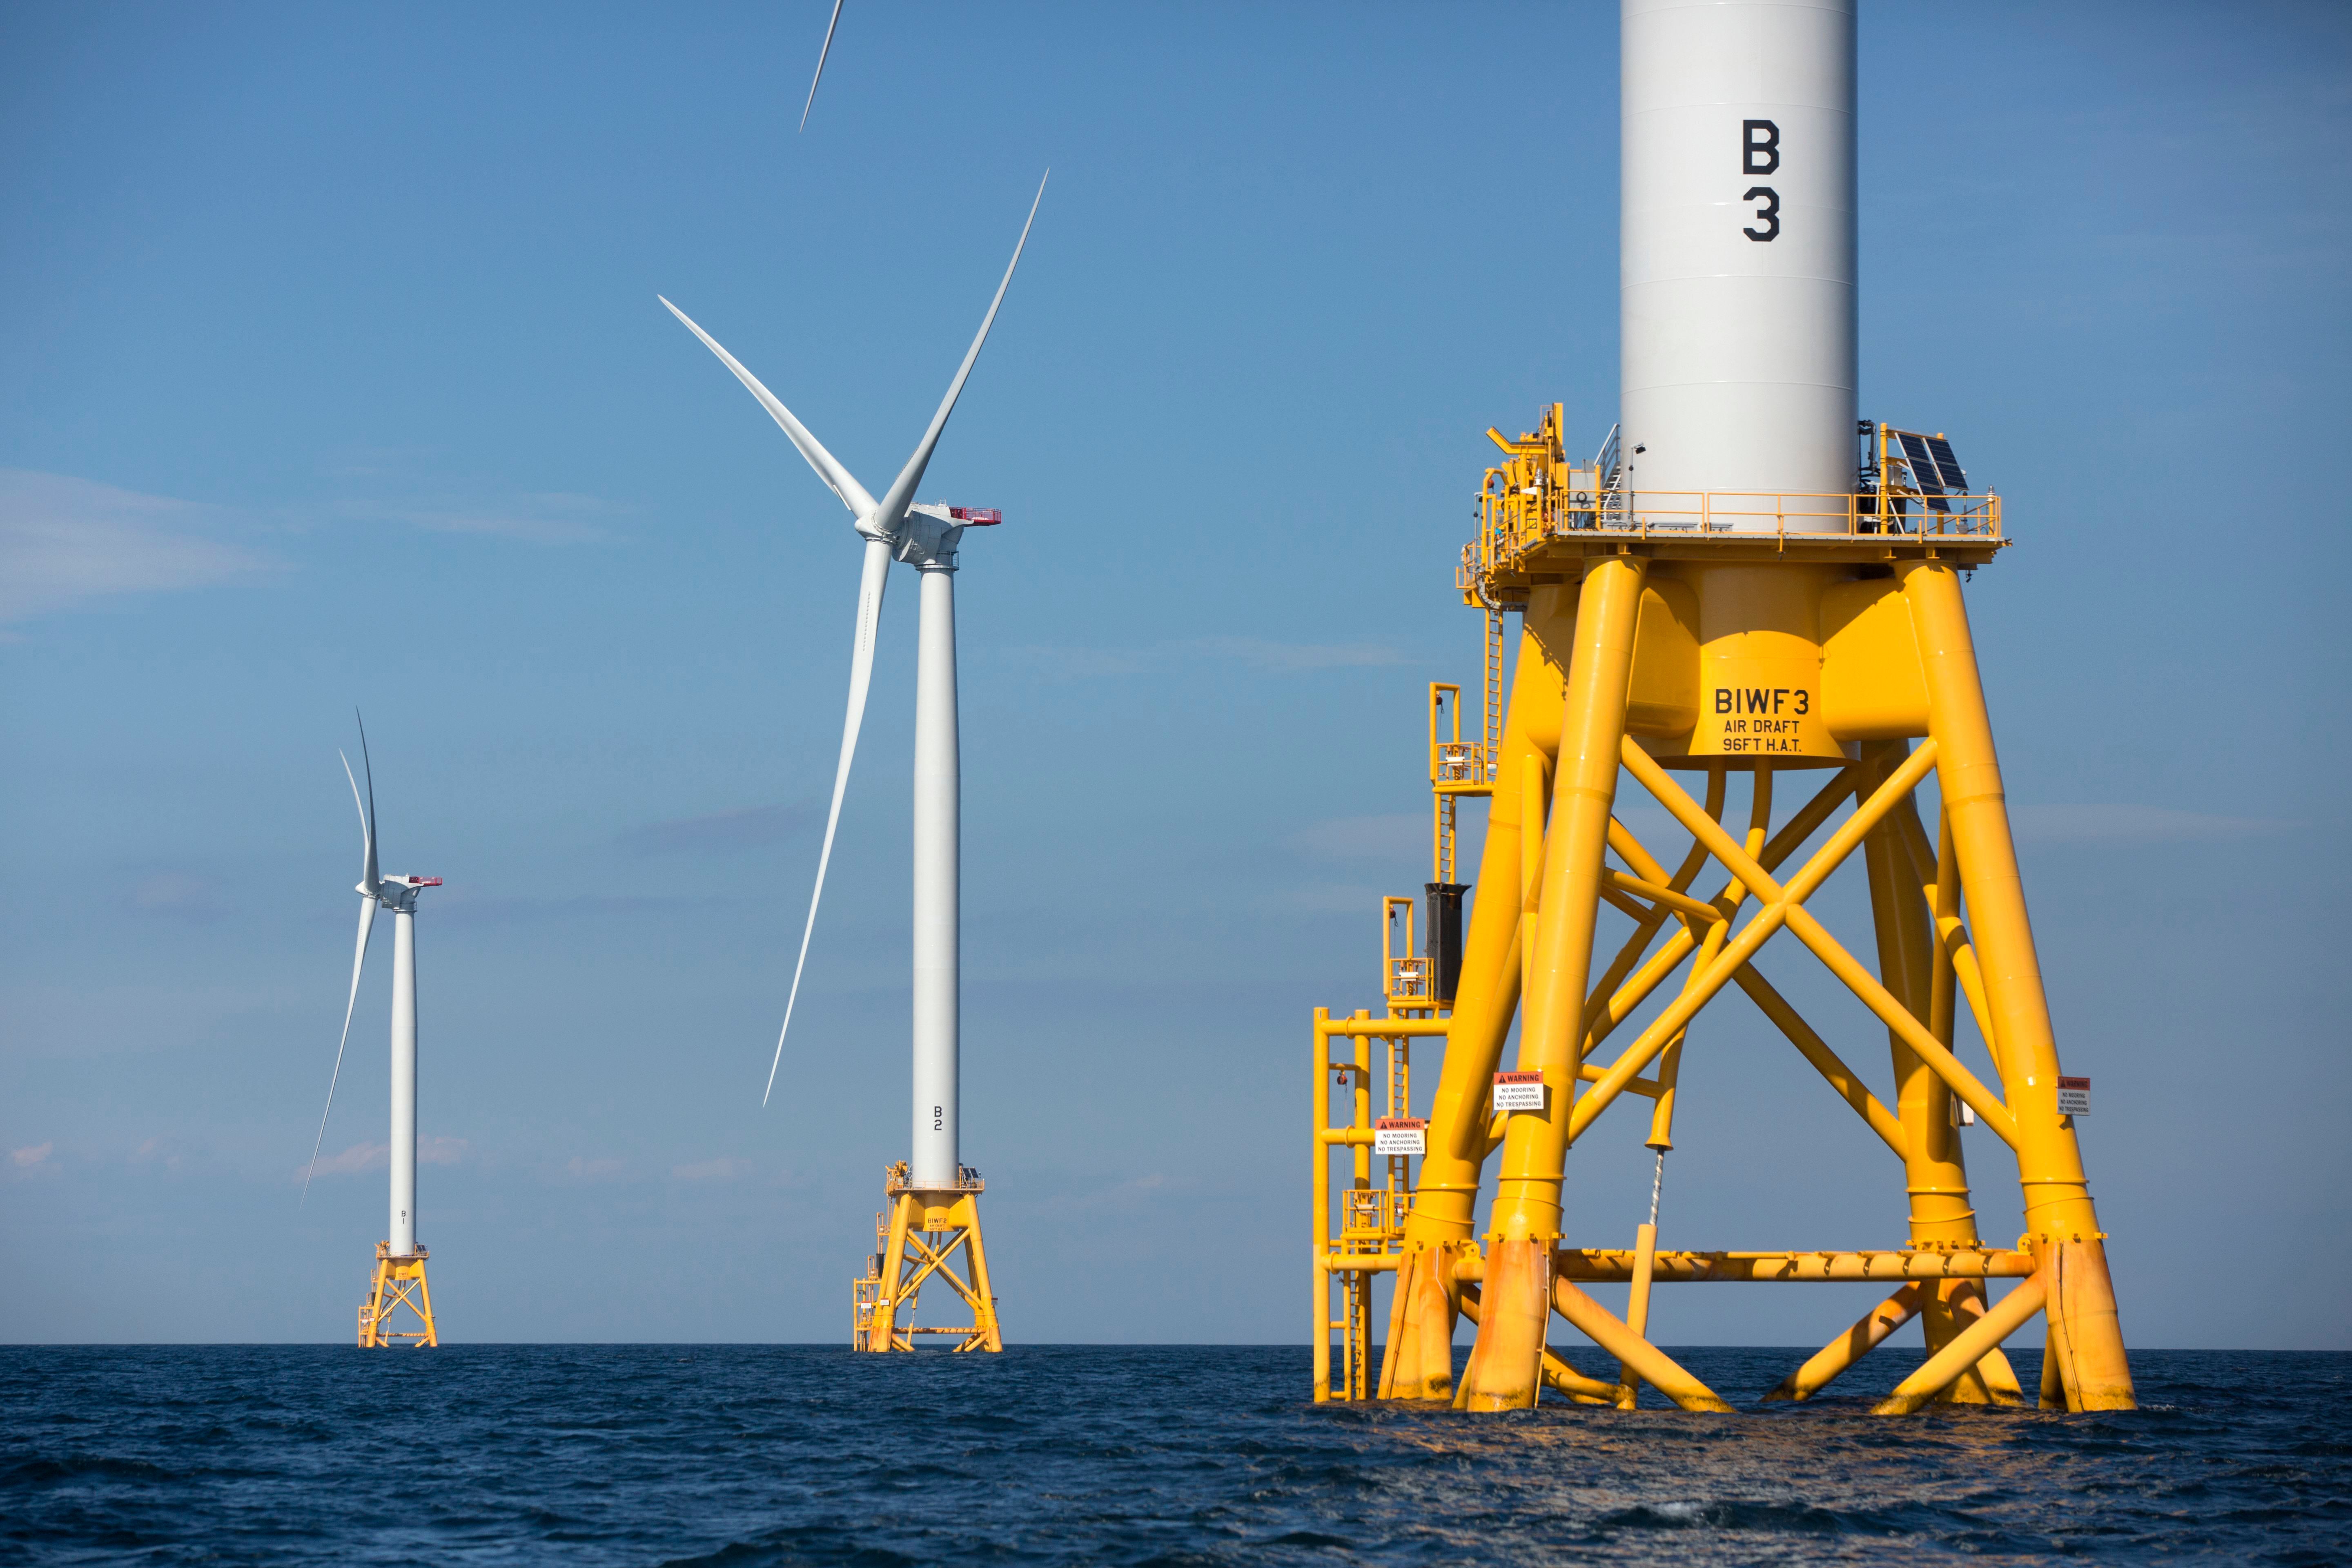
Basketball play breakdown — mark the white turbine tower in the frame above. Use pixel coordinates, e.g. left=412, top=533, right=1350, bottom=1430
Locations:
left=305, top=715, right=444, bottom=1348
left=660, top=173, right=1043, bottom=1352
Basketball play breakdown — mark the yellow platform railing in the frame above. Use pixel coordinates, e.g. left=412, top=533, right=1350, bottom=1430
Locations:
left=1479, top=487, right=2001, bottom=555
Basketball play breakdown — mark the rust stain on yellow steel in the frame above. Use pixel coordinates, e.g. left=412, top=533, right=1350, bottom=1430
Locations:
left=1452, top=1236, right=1552, bottom=1411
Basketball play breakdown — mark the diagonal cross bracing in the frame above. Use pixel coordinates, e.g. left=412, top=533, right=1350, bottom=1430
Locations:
left=1615, top=739, right=2020, bottom=1147
left=1730, top=965, right=1910, bottom=1158
left=900, top=1230, right=977, bottom=1303
left=1578, top=766, right=1859, bottom=1060
left=1599, top=786, right=1905, bottom=1158
left=1559, top=743, right=1945, bottom=1144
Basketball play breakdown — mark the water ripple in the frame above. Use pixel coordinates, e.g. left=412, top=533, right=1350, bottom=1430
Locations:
left=0, top=1347, right=2345, bottom=1565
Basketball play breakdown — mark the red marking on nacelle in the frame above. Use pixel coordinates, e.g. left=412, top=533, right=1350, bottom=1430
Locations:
left=947, top=507, right=1002, bottom=526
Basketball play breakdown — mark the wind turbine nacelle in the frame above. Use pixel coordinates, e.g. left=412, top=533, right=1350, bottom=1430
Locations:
left=898, top=503, right=1000, bottom=570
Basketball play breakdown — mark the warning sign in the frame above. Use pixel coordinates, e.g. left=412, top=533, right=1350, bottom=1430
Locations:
left=2056, top=1077, right=2090, bottom=1116
left=1373, top=1118, right=1428, bottom=1156
left=1492, top=1070, right=1546, bottom=1113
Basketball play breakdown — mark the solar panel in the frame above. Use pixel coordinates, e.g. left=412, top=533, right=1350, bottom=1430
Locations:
left=1924, top=435, right=1969, bottom=493
left=1896, top=431, right=1950, bottom=514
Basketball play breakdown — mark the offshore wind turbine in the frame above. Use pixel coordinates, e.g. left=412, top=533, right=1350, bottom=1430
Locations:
left=659, top=173, right=1043, bottom=1352
left=305, top=715, right=444, bottom=1348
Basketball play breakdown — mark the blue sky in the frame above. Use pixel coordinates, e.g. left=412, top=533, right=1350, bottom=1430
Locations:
left=2, top=1, right=2345, bottom=1349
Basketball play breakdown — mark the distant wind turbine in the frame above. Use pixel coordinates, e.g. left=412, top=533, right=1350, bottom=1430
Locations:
left=657, top=170, right=1045, bottom=1116
left=305, top=712, right=446, bottom=1347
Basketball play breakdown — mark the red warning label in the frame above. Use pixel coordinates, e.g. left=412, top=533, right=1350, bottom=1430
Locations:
left=1492, top=1071, right=1546, bottom=1112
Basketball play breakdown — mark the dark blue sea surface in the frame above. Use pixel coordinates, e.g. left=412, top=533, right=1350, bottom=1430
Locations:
left=3, top=1345, right=2346, bottom=1565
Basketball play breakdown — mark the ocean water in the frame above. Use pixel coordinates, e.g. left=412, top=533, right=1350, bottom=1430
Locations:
left=3, top=1345, right=2346, bottom=1565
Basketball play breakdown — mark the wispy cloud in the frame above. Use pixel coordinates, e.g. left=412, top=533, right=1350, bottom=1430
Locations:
left=2010, top=804, right=2294, bottom=843
left=1009, top=645, right=1151, bottom=677
left=1029, top=1169, right=1202, bottom=1216
left=308, top=1142, right=385, bottom=1177
left=133, top=1137, right=185, bottom=1173
left=129, top=870, right=223, bottom=923
left=672, top=1157, right=753, bottom=1183
left=566, top=1156, right=625, bottom=1180
left=350, top=491, right=619, bottom=545
left=0, top=466, right=616, bottom=630
left=300, top=1136, right=464, bottom=1182
left=0, top=470, right=276, bottom=623
left=1002, top=637, right=1412, bottom=679
left=618, top=803, right=815, bottom=856
left=307, top=446, right=622, bottom=542
left=12, top=1142, right=54, bottom=1169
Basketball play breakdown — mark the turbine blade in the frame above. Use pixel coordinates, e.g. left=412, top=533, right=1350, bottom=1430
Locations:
left=342, top=743, right=378, bottom=896
left=658, top=295, right=878, bottom=518
left=800, top=0, right=843, bottom=133
left=871, top=171, right=1049, bottom=533
left=303, top=895, right=376, bottom=1204
left=766, top=534, right=891, bottom=1105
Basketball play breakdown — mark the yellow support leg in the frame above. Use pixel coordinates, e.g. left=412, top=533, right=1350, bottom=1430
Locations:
left=1860, top=740, right=2006, bottom=1403
left=1461, top=555, right=1646, bottom=1411
left=1384, top=601, right=1569, bottom=1400
left=1902, top=560, right=2134, bottom=1411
